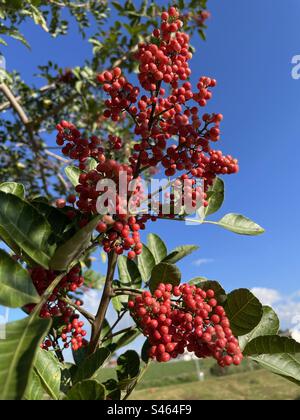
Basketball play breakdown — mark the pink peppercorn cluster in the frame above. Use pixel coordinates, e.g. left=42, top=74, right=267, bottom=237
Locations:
left=26, top=266, right=87, bottom=352
left=129, top=283, right=243, bottom=367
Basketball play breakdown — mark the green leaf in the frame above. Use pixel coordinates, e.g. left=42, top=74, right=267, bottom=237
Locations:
left=72, top=346, right=89, bottom=366
left=29, top=4, right=49, bottom=32
left=204, top=177, right=224, bottom=217
left=224, top=289, right=263, bottom=336
left=189, top=276, right=208, bottom=284
left=149, top=262, right=181, bottom=293
left=141, top=339, right=151, bottom=363
left=244, top=336, right=300, bottom=384
left=74, top=348, right=110, bottom=384
left=117, top=350, right=140, bottom=388
left=239, top=306, right=280, bottom=351
left=24, top=370, right=49, bottom=401
left=0, top=192, right=53, bottom=268
left=163, top=245, right=199, bottom=264
left=137, top=244, right=156, bottom=282
left=0, top=249, right=39, bottom=308
left=66, top=380, right=106, bottom=400
left=0, top=316, right=51, bottom=400
left=212, top=214, right=265, bottom=236
left=195, top=280, right=227, bottom=304
left=118, top=256, right=142, bottom=288
left=31, top=201, right=74, bottom=244
left=34, top=349, right=61, bottom=400
left=50, top=216, right=101, bottom=271
left=0, top=182, right=25, bottom=199
left=65, top=166, right=81, bottom=187
left=147, top=233, right=167, bottom=263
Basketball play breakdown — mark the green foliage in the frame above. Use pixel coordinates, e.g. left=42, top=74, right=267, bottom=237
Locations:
left=73, top=348, right=111, bottom=384
left=239, top=306, right=280, bottom=351
left=204, top=177, right=225, bottom=217
left=50, top=216, right=101, bottom=271
left=117, top=350, right=140, bottom=389
left=66, top=380, right=106, bottom=401
left=147, top=233, right=168, bottom=263
left=33, top=349, right=61, bottom=400
left=209, top=213, right=265, bottom=236
left=225, top=289, right=263, bottom=336
left=0, top=316, right=51, bottom=400
left=0, top=192, right=54, bottom=268
left=163, top=245, right=199, bottom=264
left=0, top=249, right=39, bottom=307
left=149, top=262, right=181, bottom=293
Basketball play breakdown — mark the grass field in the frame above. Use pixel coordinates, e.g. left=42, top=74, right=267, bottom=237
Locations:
left=99, top=359, right=300, bottom=400
left=131, top=370, right=300, bottom=400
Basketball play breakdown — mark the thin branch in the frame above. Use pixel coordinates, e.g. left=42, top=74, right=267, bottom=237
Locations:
left=45, top=149, right=71, bottom=164
left=60, top=296, right=95, bottom=324
left=89, top=251, right=119, bottom=354
left=0, top=83, right=30, bottom=125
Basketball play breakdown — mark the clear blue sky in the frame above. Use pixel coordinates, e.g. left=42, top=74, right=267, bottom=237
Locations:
left=1, top=0, right=300, bottom=305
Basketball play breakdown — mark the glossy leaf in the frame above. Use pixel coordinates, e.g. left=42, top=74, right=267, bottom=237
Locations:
left=65, top=166, right=81, bottom=187
left=0, top=182, right=25, bottom=199
left=239, top=306, right=280, bottom=351
left=149, top=262, right=181, bottom=293
left=118, top=256, right=142, bottom=288
left=204, top=177, right=224, bottom=217
left=163, top=245, right=199, bottom=264
left=24, top=370, right=49, bottom=401
left=147, top=233, right=167, bottom=263
left=137, top=244, right=156, bottom=282
left=0, top=316, right=51, bottom=400
left=34, top=349, right=61, bottom=400
left=224, top=289, right=263, bottom=336
left=50, top=216, right=101, bottom=271
left=244, top=336, right=300, bottom=384
left=0, top=192, right=53, bottom=268
left=0, top=249, right=39, bottom=308
left=212, top=214, right=265, bottom=236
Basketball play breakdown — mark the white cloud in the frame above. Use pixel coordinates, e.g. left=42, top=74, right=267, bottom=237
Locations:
left=83, top=289, right=101, bottom=315
left=193, top=258, right=214, bottom=267
left=251, top=287, right=300, bottom=338
left=251, top=288, right=281, bottom=306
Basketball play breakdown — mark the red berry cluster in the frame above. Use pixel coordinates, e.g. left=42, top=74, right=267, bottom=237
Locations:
left=27, top=266, right=87, bottom=352
left=97, top=68, right=139, bottom=122
left=129, top=283, right=243, bottom=367
left=55, top=7, right=239, bottom=259
left=137, top=7, right=192, bottom=90
left=56, top=120, right=103, bottom=171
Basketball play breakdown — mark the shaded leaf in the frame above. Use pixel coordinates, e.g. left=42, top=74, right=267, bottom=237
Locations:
left=225, top=289, right=263, bottom=336
left=66, top=380, right=106, bottom=400
left=239, top=306, right=280, bottom=351
left=0, top=316, right=51, bottom=400
left=0, top=249, right=39, bottom=308
left=50, top=216, right=101, bottom=271
left=149, top=262, right=181, bottom=293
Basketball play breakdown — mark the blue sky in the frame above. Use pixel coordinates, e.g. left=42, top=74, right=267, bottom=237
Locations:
left=1, top=0, right=300, bottom=330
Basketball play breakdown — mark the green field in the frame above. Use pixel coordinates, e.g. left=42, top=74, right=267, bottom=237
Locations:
left=100, top=359, right=300, bottom=400
left=131, top=370, right=300, bottom=400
